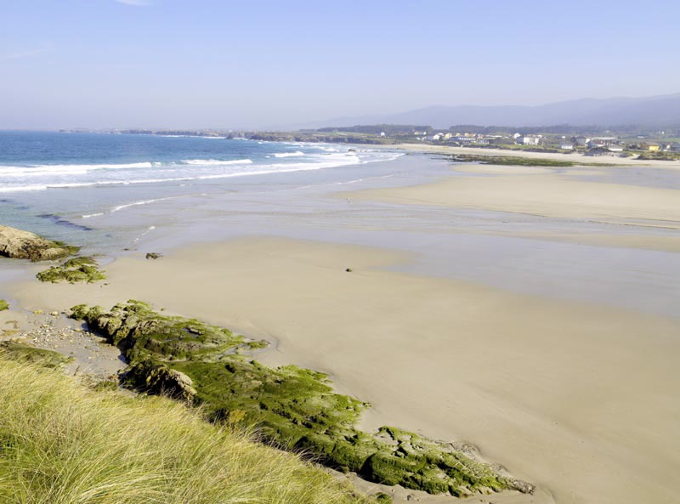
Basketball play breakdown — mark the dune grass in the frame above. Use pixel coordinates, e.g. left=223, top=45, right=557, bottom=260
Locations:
left=0, top=357, right=370, bottom=504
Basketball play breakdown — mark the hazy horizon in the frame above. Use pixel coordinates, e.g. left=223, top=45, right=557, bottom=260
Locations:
left=2, top=0, right=679, bottom=130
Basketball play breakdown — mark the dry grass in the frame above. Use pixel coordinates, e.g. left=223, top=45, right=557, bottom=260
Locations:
left=0, top=357, right=367, bottom=504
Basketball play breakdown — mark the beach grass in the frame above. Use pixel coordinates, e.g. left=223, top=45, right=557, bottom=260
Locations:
left=0, top=355, right=370, bottom=504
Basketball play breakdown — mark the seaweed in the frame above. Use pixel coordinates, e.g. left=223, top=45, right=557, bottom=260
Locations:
left=36, top=256, right=106, bottom=284
left=70, top=301, right=533, bottom=497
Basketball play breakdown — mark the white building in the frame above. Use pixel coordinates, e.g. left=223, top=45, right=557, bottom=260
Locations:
left=518, top=134, right=542, bottom=146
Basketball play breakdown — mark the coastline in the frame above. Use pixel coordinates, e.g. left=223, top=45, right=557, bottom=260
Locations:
left=6, top=236, right=680, bottom=504
left=2, top=144, right=679, bottom=503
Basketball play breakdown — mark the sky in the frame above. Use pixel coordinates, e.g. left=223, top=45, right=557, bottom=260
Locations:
left=1, top=0, right=679, bottom=129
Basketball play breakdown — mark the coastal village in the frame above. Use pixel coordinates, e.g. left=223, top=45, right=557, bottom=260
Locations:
left=104, top=125, right=680, bottom=160
left=419, top=130, right=680, bottom=156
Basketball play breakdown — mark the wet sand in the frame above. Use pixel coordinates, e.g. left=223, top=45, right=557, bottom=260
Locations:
left=10, top=236, right=680, bottom=504
left=348, top=169, right=680, bottom=228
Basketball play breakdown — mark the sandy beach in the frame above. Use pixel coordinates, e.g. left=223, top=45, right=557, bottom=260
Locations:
left=2, top=3, right=679, bottom=502
left=349, top=163, right=680, bottom=228
left=6, top=234, right=679, bottom=504
left=2, top=144, right=680, bottom=504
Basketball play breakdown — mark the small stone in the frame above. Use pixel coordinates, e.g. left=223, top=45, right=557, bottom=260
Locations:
left=345, top=268, right=353, bottom=272
left=50, top=311, right=59, bottom=317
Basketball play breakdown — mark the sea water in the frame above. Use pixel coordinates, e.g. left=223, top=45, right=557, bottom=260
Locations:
left=0, top=131, right=406, bottom=248
left=1, top=131, right=679, bottom=317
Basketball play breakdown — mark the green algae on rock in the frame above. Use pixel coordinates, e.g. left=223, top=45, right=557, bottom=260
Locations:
left=70, top=300, right=534, bottom=497
left=36, top=256, right=106, bottom=284
left=0, top=225, right=79, bottom=261
left=0, top=300, right=8, bottom=311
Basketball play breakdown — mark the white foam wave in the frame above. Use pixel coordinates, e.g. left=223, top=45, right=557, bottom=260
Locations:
left=82, top=212, right=104, bottom=219
left=0, top=161, right=155, bottom=178
left=273, top=151, right=305, bottom=158
left=0, top=151, right=399, bottom=193
left=182, top=158, right=253, bottom=166
left=111, top=197, right=176, bottom=213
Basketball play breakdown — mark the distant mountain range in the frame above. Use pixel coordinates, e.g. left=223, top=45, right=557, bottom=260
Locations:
left=309, top=93, right=680, bottom=130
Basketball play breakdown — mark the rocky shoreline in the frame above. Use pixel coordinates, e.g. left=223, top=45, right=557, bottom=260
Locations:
left=0, top=225, right=535, bottom=501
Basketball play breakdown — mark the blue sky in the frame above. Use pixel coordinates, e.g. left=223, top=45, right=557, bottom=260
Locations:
left=1, top=0, right=679, bottom=129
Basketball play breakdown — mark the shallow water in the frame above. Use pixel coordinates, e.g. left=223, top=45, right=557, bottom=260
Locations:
left=1, top=132, right=678, bottom=318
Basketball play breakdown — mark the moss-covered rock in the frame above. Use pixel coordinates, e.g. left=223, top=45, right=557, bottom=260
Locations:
left=0, top=299, right=8, bottom=311
left=36, top=256, right=106, bottom=283
left=0, top=341, right=73, bottom=369
left=70, top=301, right=534, bottom=497
left=0, top=225, right=79, bottom=261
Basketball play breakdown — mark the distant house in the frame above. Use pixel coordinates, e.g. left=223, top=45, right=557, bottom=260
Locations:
left=560, top=144, right=574, bottom=150
left=573, top=136, right=590, bottom=146
left=517, top=134, right=542, bottom=146
left=647, top=144, right=660, bottom=152
left=587, top=136, right=620, bottom=148
left=607, top=145, right=624, bottom=153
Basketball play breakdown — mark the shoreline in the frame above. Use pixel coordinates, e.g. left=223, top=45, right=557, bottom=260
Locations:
left=2, top=146, right=679, bottom=503
left=5, top=236, right=680, bottom=504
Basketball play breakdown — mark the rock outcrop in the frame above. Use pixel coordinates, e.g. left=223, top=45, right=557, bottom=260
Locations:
left=0, top=225, right=78, bottom=261
left=71, top=300, right=534, bottom=498
left=36, top=256, right=106, bottom=283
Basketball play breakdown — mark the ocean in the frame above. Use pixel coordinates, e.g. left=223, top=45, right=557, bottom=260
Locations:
left=1, top=131, right=679, bottom=318
left=0, top=131, right=407, bottom=249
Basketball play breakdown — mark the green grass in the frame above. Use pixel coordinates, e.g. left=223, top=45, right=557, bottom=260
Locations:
left=0, top=299, right=8, bottom=311
left=0, top=355, right=371, bottom=504
left=36, top=256, right=106, bottom=284
left=0, top=341, right=72, bottom=368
